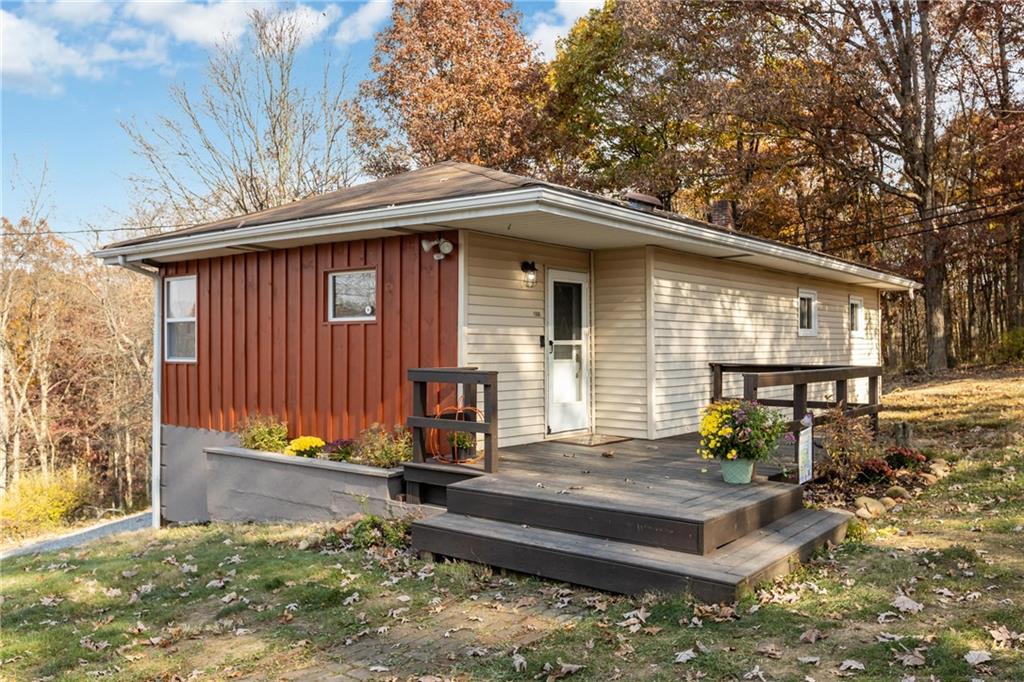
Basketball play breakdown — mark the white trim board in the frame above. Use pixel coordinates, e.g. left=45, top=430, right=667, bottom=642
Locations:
left=97, top=188, right=919, bottom=292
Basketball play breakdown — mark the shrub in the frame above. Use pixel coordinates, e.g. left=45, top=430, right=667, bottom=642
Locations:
left=321, top=439, right=356, bottom=462
left=285, top=436, right=325, bottom=458
left=817, top=408, right=878, bottom=490
left=885, top=445, right=927, bottom=470
left=698, top=400, right=791, bottom=462
left=449, top=431, right=475, bottom=450
left=993, top=327, right=1024, bottom=363
left=857, top=457, right=895, bottom=484
left=0, top=470, right=97, bottom=541
left=238, top=414, right=289, bottom=453
left=353, top=424, right=412, bottom=468
left=349, top=515, right=410, bottom=549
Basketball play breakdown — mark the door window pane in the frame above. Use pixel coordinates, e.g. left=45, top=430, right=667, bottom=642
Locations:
left=551, top=345, right=582, bottom=402
left=553, top=281, right=582, bottom=340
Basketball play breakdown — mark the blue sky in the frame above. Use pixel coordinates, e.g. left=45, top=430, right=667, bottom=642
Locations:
left=1, top=0, right=600, bottom=244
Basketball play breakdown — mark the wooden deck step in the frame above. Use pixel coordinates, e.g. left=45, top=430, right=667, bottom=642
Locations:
left=445, top=473, right=803, bottom=554
left=412, top=507, right=851, bottom=603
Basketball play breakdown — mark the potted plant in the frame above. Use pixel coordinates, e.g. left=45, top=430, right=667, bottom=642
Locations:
left=698, top=400, right=792, bottom=484
left=448, top=431, right=475, bottom=462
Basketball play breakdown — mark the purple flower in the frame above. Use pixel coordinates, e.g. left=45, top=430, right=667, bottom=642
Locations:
left=783, top=432, right=797, bottom=443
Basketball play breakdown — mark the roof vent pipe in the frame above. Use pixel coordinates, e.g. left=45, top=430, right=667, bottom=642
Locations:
left=623, top=191, right=663, bottom=212
left=707, top=199, right=735, bottom=230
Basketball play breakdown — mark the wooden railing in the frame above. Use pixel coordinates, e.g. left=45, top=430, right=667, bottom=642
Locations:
left=710, top=363, right=882, bottom=435
left=407, top=367, right=499, bottom=473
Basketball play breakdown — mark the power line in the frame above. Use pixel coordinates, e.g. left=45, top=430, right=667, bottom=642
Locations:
left=817, top=201, right=1024, bottom=250
left=799, top=189, right=1024, bottom=246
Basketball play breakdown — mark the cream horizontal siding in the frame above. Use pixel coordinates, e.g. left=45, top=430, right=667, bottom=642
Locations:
left=651, top=248, right=880, bottom=437
left=461, top=231, right=589, bottom=446
left=592, top=248, right=649, bottom=438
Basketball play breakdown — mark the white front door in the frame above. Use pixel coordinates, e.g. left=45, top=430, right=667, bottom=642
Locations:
left=546, top=269, right=589, bottom=434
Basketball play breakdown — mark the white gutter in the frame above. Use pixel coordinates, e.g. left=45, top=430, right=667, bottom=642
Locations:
left=116, top=256, right=162, bottom=530
left=96, top=188, right=919, bottom=291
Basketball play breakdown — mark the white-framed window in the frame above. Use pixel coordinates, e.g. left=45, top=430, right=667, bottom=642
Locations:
left=849, top=295, right=865, bottom=337
left=327, top=269, right=377, bottom=322
left=164, top=275, right=197, bottom=362
left=798, top=288, right=818, bottom=336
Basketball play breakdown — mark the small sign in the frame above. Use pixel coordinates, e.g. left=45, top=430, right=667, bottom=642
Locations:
left=797, top=417, right=814, bottom=484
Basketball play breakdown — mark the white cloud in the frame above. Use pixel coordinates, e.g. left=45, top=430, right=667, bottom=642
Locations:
left=276, top=3, right=342, bottom=46
left=40, top=1, right=115, bottom=26
left=334, top=0, right=390, bottom=46
left=1, top=9, right=100, bottom=94
left=125, top=0, right=270, bottom=48
left=529, top=0, right=604, bottom=59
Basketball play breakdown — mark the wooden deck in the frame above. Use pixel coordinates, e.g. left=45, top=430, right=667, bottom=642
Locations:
left=408, top=434, right=850, bottom=601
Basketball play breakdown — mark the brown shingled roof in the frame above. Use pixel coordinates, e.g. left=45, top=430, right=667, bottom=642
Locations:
left=103, top=162, right=539, bottom=249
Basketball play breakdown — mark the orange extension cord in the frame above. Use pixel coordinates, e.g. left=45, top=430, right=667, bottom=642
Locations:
left=426, top=400, right=484, bottom=464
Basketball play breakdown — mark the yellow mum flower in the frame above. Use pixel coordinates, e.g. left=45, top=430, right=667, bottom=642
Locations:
left=719, top=426, right=733, bottom=437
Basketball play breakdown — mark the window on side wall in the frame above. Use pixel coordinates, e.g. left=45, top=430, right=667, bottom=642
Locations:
left=165, top=275, right=197, bottom=362
left=327, top=269, right=377, bottom=322
left=849, top=295, right=865, bottom=337
left=798, top=289, right=817, bottom=336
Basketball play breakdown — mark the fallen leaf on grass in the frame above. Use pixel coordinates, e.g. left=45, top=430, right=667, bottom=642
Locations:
left=798, top=656, right=820, bottom=665
left=538, top=659, right=583, bottom=679
left=757, top=643, right=783, bottom=659
left=989, top=624, right=1024, bottom=649
left=964, top=650, right=992, bottom=666
left=839, top=659, right=865, bottom=671
left=513, top=652, right=527, bottom=672
left=894, top=649, right=926, bottom=667
left=674, top=649, right=697, bottom=663
left=891, top=595, right=924, bottom=614
left=743, top=665, right=767, bottom=681
left=800, top=628, right=824, bottom=643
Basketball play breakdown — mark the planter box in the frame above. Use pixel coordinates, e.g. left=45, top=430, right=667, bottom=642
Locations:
left=205, top=446, right=406, bottom=523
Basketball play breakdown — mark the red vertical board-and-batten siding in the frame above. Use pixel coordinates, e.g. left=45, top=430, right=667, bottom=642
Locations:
left=160, top=232, right=459, bottom=440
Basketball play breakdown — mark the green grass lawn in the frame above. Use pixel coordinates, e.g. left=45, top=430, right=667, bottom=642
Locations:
left=2, top=367, right=1023, bottom=681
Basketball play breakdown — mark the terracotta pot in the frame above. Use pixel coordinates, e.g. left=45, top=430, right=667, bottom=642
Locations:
left=720, top=458, right=755, bottom=484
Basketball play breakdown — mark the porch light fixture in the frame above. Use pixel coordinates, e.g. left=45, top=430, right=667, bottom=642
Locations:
left=421, top=237, right=454, bottom=261
left=521, top=261, right=538, bottom=288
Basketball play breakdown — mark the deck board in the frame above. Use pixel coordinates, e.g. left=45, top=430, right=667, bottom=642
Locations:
left=412, top=507, right=851, bottom=600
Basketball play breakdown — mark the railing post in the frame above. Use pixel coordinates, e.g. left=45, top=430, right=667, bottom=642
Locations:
left=793, top=382, right=808, bottom=423
left=411, top=378, right=427, bottom=463
left=835, top=379, right=848, bottom=410
left=868, top=374, right=880, bottom=436
left=711, top=364, right=723, bottom=402
left=483, top=376, right=498, bottom=473
left=743, top=373, right=758, bottom=402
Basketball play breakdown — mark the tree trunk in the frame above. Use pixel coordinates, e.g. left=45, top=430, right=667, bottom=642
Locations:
left=922, top=222, right=948, bottom=370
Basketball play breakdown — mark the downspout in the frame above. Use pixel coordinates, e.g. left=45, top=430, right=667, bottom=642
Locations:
left=117, top=256, right=162, bottom=530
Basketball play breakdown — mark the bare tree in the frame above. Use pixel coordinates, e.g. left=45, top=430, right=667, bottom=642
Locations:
left=122, top=9, right=357, bottom=225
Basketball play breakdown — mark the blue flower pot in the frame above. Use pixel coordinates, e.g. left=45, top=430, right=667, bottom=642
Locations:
left=720, top=458, right=755, bottom=484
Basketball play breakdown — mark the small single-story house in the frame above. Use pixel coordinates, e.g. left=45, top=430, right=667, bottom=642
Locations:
left=98, top=162, right=918, bottom=529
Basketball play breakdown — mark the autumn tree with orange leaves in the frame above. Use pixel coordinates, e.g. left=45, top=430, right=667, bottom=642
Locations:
left=348, top=0, right=546, bottom=176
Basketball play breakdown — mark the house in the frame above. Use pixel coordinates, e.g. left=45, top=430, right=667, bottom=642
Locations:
left=98, top=162, right=916, bottom=540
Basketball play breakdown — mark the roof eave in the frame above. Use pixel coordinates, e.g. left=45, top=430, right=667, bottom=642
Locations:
left=94, top=187, right=919, bottom=291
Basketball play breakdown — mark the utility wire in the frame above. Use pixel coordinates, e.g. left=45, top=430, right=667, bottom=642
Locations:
left=799, top=189, right=1024, bottom=246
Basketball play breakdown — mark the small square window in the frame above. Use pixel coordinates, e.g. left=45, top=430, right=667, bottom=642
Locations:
left=165, top=276, right=197, bottom=362
left=798, top=289, right=817, bottom=336
left=849, top=295, right=865, bottom=337
left=328, top=269, right=377, bottom=322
